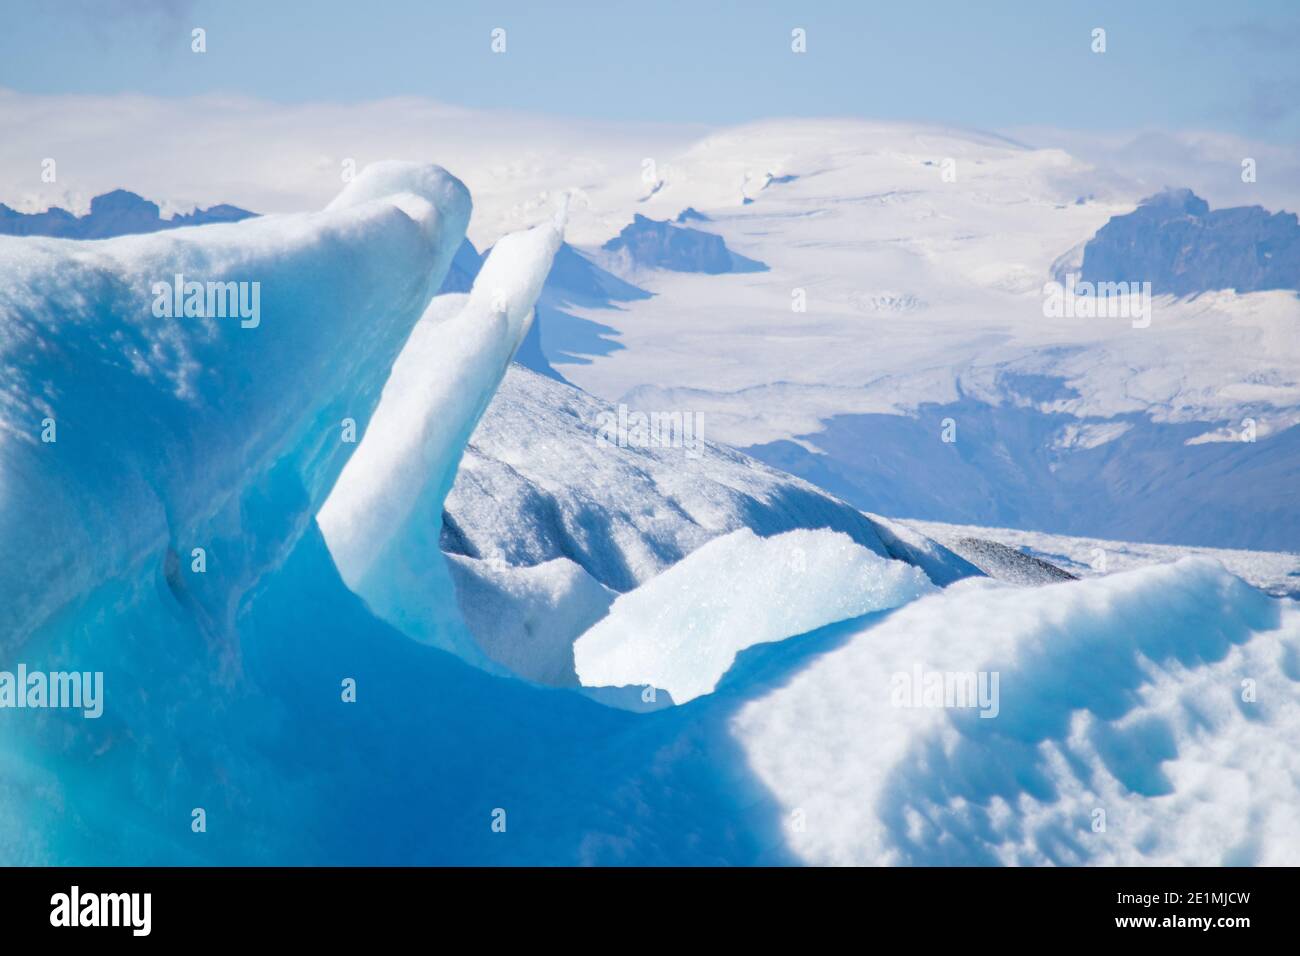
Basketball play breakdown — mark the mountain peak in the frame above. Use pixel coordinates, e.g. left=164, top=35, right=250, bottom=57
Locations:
left=1080, top=189, right=1300, bottom=295
left=1138, top=187, right=1210, bottom=217
left=0, top=189, right=256, bottom=239
left=602, top=213, right=767, bottom=274
left=89, top=189, right=159, bottom=217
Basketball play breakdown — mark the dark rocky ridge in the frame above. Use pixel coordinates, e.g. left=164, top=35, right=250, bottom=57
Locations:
left=1079, top=188, right=1300, bottom=295
left=0, top=189, right=255, bottom=239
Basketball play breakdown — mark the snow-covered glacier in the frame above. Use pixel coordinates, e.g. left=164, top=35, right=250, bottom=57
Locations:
left=2, top=159, right=1298, bottom=868
left=539, top=119, right=1300, bottom=553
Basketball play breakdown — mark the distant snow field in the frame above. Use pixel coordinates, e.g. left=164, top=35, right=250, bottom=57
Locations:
left=518, top=119, right=1300, bottom=552
left=906, top=518, right=1300, bottom=598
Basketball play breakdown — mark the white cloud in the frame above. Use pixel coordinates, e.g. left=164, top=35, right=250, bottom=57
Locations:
left=7, top=88, right=1298, bottom=254
left=1010, top=124, right=1300, bottom=213
left=0, top=87, right=703, bottom=247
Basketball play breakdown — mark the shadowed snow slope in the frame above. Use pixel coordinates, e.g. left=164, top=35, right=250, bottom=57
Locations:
left=534, top=241, right=652, bottom=368
left=733, top=558, right=1300, bottom=865
left=937, top=537, right=1077, bottom=585
left=574, top=528, right=934, bottom=703
left=444, top=364, right=980, bottom=597
left=445, top=554, right=614, bottom=687
left=438, top=365, right=975, bottom=684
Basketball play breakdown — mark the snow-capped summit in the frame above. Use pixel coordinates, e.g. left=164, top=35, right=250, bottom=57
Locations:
left=675, top=207, right=711, bottom=223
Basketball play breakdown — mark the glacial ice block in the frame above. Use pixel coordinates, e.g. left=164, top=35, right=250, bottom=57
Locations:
left=572, top=527, right=935, bottom=703
left=318, top=217, right=564, bottom=655
left=0, top=162, right=470, bottom=644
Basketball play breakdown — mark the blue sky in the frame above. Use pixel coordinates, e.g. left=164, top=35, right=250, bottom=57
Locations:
left=1, top=0, right=1298, bottom=140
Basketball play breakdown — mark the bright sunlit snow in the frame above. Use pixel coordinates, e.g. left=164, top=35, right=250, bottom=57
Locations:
left=574, top=528, right=934, bottom=703
left=733, top=558, right=1299, bottom=865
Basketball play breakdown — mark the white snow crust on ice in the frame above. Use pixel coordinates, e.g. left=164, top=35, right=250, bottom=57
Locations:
left=573, top=527, right=934, bottom=703
left=732, top=557, right=1300, bottom=865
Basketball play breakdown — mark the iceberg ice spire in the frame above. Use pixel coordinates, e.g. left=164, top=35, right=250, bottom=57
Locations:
left=318, top=215, right=564, bottom=657
left=0, top=162, right=470, bottom=646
